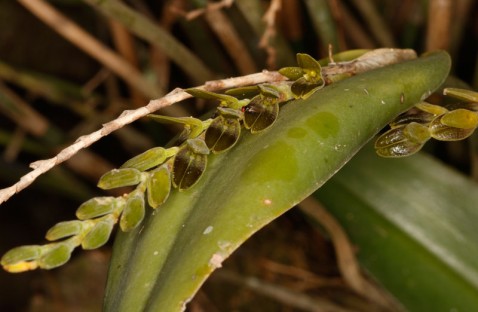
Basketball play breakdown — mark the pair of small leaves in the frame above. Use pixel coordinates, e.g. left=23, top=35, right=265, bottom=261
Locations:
left=376, top=89, right=478, bottom=157
left=205, top=107, right=242, bottom=153
left=375, top=122, right=431, bottom=157
left=1, top=242, right=74, bottom=272
left=279, top=53, right=325, bottom=99
left=172, top=138, right=209, bottom=190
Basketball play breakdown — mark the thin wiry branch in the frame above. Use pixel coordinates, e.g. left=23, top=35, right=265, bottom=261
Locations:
left=0, top=71, right=285, bottom=205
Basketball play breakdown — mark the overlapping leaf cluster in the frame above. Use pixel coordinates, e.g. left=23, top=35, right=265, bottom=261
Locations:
left=0, top=53, right=327, bottom=272
left=4, top=49, right=461, bottom=273
left=375, top=88, right=478, bottom=157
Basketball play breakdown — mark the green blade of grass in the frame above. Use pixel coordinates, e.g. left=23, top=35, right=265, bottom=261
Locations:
left=103, top=51, right=451, bottom=311
left=315, top=145, right=478, bottom=311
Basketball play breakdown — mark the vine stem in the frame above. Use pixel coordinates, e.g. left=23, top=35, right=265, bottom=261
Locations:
left=0, top=71, right=285, bottom=205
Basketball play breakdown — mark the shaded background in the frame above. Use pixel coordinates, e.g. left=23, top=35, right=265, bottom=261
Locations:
left=0, top=0, right=477, bottom=311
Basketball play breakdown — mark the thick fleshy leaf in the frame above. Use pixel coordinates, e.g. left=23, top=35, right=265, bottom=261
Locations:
left=1, top=245, right=42, bottom=265
left=429, top=114, right=476, bottom=141
left=172, top=139, right=209, bottom=190
left=120, top=147, right=173, bottom=171
left=290, top=77, right=324, bottom=99
left=76, top=196, right=119, bottom=220
left=443, top=87, right=478, bottom=102
left=374, top=122, right=429, bottom=158
left=415, top=101, right=449, bottom=115
left=440, top=109, right=478, bottom=129
left=97, top=168, right=143, bottom=190
left=147, top=165, right=171, bottom=209
left=278, top=66, right=303, bottom=80
left=37, top=244, right=72, bottom=270
left=205, top=116, right=241, bottom=153
left=186, top=88, right=239, bottom=107
left=389, top=110, right=435, bottom=128
left=315, top=146, right=478, bottom=311
left=104, top=51, right=451, bottom=312
left=148, top=115, right=209, bottom=140
left=81, top=217, right=115, bottom=250
left=243, top=99, right=279, bottom=133
left=45, top=220, right=83, bottom=241
left=120, top=192, right=146, bottom=231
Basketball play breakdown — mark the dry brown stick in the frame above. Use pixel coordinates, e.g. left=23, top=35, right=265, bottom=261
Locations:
left=259, top=0, right=282, bottom=69
left=18, top=0, right=160, bottom=99
left=204, top=7, right=258, bottom=75
left=180, top=0, right=234, bottom=20
left=108, top=20, right=145, bottom=108
left=0, top=81, right=49, bottom=137
left=426, top=0, right=452, bottom=51
left=215, top=270, right=356, bottom=312
left=0, top=71, right=285, bottom=205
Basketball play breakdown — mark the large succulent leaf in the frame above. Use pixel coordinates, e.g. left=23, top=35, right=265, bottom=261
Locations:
left=315, top=145, right=478, bottom=311
left=103, top=51, right=451, bottom=311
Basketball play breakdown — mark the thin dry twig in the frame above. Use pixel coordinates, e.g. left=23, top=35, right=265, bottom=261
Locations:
left=299, top=197, right=403, bottom=310
left=18, top=0, right=160, bottom=99
left=0, top=81, right=49, bottom=137
left=215, top=270, right=356, bottom=312
left=0, top=71, right=285, bottom=205
left=259, top=0, right=282, bottom=69
left=173, top=0, right=234, bottom=20
left=205, top=8, right=257, bottom=75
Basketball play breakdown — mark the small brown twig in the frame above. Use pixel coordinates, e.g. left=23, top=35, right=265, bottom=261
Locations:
left=18, top=0, right=160, bottom=99
left=214, top=270, right=356, bottom=312
left=172, top=0, right=234, bottom=20
left=259, top=0, right=282, bottom=69
left=0, top=71, right=285, bottom=205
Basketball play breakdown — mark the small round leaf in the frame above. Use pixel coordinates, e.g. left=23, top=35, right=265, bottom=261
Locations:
left=46, top=220, right=83, bottom=241
left=147, top=165, right=171, bottom=209
left=97, top=168, right=143, bottom=190
left=441, top=109, right=478, bottom=129
left=120, top=147, right=169, bottom=171
left=1, top=245, right=42, bottom=266
left=172, top=146, right=208, bottom=190
left=76, top=196, right=119, bottom=220
left=205, top=116, right=241, bottom=153
left=81, top=217, right=115, bottom=250
left=429, top=114, right=476, bottom=141
left=120, top=193, right=146, bottom=231
left=37, top=244, right=72, bottom=270
left=243, top=100, right=279, bottom=133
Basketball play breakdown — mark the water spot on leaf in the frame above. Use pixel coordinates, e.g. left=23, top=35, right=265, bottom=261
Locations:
left=287, top=127, right=307, bottom=139
left=240, top=141, right=298, bottom=185
left=305, top=112, right=340, bottom=139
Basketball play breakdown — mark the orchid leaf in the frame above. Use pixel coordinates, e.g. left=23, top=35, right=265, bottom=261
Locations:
left=103, top=51, right=451, bottom=311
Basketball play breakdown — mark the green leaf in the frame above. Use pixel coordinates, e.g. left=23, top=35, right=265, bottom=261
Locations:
left=146, top=165, right=171, bottom=209
left=37, top=243, right=72, bottom=270
left=315, top=146, right=478, bottom=311
left=81, top=217, right=115, bottom=250
left=429, top=114, right=475, bottom=141
left=104, top=51, right=451, bottom=311
left=76, top=196, right=119, bottom=220
left=120, top=192, right=146, bottom=232
left=45, top=220, right=83, bottom=241
left=1, top=245, right=42, bottom=266
left=97, top=168, right=143, bottom=190
left=443, top=87, right=478, bottom=102
left=120, top=147, right=171, bottom=171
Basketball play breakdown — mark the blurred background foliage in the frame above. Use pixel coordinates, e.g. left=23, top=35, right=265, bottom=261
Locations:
left=0, top=0, right=477, bottom=311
